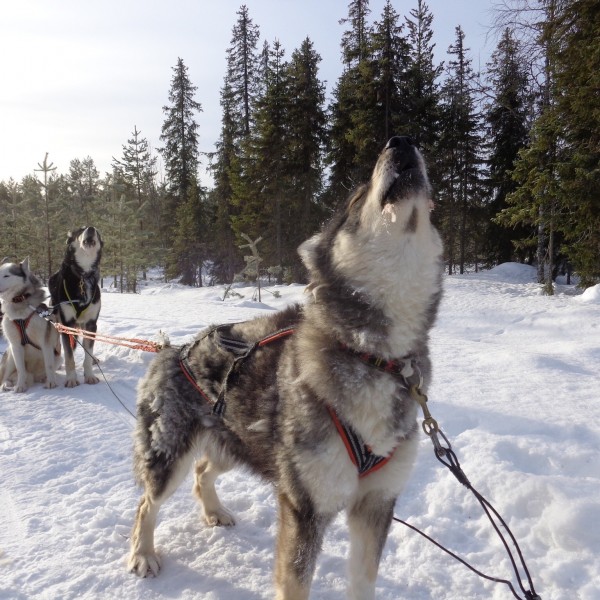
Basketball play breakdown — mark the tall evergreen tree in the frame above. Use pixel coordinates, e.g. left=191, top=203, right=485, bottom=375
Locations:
left=231, top=40, right=288, bottom=271
left=159, top=57, right=202, bottom=281
left=159, top=57, right=202, bottom=207
left=112, top=126, right=160, bottom=282
left=370, top=0, right=410, bottom=141
left=279, top=37, right=327, bottom=280
left=208, top=6, right=261, bottom=283
left=226, top=5, right=261, bottom=137
left=438, top=26, right=484, bottom=274
left=326, top=0, right=374, bottom=206
left=485, top=28, right=532, bottom=265
left=404, top=0, right=443, bottom=154
left=551, top=0, right=600, bottom=286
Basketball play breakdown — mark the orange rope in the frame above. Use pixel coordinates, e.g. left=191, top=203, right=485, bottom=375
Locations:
left=54, top=323, right=163, bottom=353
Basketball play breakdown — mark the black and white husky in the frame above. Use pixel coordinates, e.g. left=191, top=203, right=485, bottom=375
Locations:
left=49, top=226, right=103, bottom=387
left=0, top=259, right=61, bottom=392
left=128, top=136, right=444, bottom=599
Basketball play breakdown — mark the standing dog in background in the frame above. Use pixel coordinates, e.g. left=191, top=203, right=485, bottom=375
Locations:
left=127, top=137, right=444, bottom=599
left=49, top=226, right=103, bottom=388
left=0, top=259, right=61, bottom=392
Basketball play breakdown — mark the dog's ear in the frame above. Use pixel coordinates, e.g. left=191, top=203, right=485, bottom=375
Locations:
left=20, top=257, right=30, bottom=275
left=66, top=231, right=74, bottom=244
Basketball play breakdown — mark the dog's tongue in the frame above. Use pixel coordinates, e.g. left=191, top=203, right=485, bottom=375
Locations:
left=382, top=203, right=397, bottom=223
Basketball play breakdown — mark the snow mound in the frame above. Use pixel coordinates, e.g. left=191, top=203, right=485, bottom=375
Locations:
left=486, top=262, right=537, bottom=283
left=575, top=283, right=600, bottom=304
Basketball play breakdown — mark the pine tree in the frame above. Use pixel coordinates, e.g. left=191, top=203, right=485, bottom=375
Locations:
left=437, top=26, right=484, bottom=274
left=207, top=6, right=261, bottom=283
left=404, top=0, right=443, bottom=154
left=370, top=0, right=410, bottom=141
left=551, top=0, right=600, bottom=286
left=65, top=156, right=100, bottom=224
left=159, top=57, right=202, bottom=281
left=279, top=37, right=327, bottom=280
left=231, top=40, right=289, bottom=272
left=485, top=28, right=532, bottom=265
left=112, top=126, right=159, bottom=279
left=226, top=5, right=261, bottom=137
left=326, top=0, right=374, bottom=206
left=159, top=57, right=202, bottom=207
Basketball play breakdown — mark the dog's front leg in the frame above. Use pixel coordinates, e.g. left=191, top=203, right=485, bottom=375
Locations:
left=82, top=320, right=99, bottom=384
left=346, top=492, right=395, bottom=600
left=11, top=344, right=28, bottom=392
left=11, top=344, right=27, bottom=392
left=61, top=328, right=79, bottom=387
left=274, top=492, right=330, bottom=600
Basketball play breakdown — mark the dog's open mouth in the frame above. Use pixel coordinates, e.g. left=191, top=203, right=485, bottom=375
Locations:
left=380, top=137, right=421, bottom=206
left=381, top=156, right=420, bottom=206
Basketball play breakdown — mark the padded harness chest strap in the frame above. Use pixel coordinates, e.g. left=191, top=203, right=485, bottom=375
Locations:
left=13, top=313, right=41, bottom=350
left=327, top=406, right=393, bottom=477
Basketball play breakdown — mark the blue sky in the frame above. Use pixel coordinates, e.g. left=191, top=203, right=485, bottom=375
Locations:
left=0, top=0, right=497, bottom=185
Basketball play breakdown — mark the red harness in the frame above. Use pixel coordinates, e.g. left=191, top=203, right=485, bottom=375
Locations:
left=13, top=312, right=41, bottom=350
left=180, top=326, right=402, bottom=478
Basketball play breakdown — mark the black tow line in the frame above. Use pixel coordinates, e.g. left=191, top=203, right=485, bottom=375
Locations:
left=404, top=384, right=542, bottom=600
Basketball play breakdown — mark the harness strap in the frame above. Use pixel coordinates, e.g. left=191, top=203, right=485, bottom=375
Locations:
left=213, top=326, right=296, bottom=416
left=327, top=406, right=393, bottom=478
left=63, top=277, right=96, bottom=318
left=13, top=313, right=41, bottom=350
left=179, top=352, right=213, bottom=405
left=340, top=342, right=422, bottom=388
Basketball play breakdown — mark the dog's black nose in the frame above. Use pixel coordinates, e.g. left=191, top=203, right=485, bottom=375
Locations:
left=386, top=136, right=414, bottom=150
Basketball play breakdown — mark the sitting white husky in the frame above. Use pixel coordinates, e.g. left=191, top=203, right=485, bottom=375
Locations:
left=0, top=259, right=61, bottom=392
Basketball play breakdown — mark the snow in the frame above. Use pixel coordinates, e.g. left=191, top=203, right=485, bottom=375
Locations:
left=1, top=268, right=599, bottom=600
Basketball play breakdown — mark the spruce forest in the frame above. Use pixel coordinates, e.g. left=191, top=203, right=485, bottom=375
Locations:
left=1, top=0, right=598, bottom=292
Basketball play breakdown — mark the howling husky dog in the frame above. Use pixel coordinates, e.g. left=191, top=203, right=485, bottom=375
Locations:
left=128, top=136, right=444, bottom=599
left=49, top=226, right=103, bottom=388
left=0, top=259, right=61, bottom=392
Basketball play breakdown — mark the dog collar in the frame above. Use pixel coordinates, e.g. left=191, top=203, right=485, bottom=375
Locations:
left=11, top=292, right=31, bottom=303
left=339, top=342, right=422, bottom=389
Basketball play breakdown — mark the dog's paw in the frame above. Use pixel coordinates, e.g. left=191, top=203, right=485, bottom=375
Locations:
left=84, top=374, right=100, bottom=385
left=64, top=378, right=80, bottom=388
left=204, top=507, right=236, bottom=527
left=14, top=384, right=28, bottom=393
left=44, top=380, right=58, bottom=389
left=128, top=552, right=161, bottom=578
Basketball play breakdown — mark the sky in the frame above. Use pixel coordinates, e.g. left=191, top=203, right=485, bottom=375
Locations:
left=1, top=265, right=599, bottom=599
left=0, top=0, right=498, bottom=187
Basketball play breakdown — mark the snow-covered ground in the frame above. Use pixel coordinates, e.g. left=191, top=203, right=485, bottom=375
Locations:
left=1, top=264, right=598, bottom=600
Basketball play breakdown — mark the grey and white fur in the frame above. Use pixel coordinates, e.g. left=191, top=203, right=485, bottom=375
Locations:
left=0, top=259, right=61, bottom=392
left=128, top=136, right=444, bottom=599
